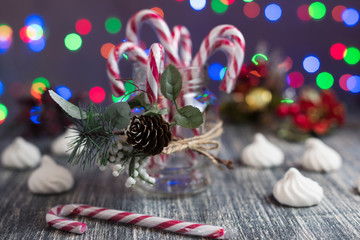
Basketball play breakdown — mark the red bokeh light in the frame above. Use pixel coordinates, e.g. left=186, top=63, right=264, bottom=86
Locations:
left=19, top=26, right=31, bottom=43
left=330, top=43, right=347, bottom=60
left=297, top=4, right=311, bottom=21
left=75, top=19, right=92, bottom=35
left=89, top=86, right=106, bottom=103
left=287, top=71, right=304, bottom=88
left=243, top=2, right=260, bottom=19
left=332, top=5, right=347, bottom=22
left=101, top=43, right=115, bottom=59
left=220, top=0, right=235, bottom=5
left=150, top=7, right=164, bottom=18
left=339, top=74, right=352, bottom=91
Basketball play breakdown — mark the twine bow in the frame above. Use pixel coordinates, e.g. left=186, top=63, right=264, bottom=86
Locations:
left=162, top=121, right=233, bottom=169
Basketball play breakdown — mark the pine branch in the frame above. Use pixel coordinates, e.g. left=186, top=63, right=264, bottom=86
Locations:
left=68, top=103, right=118, bottom=169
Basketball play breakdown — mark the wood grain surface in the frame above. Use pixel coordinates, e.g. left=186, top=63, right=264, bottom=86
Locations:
left=1, top=124, right=360, bottom=240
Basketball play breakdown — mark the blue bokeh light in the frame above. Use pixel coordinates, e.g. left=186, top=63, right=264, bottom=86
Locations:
left=0, top=40, right=11, bottom=54
left=30, top=106, right=42, bottom=124
left=208, top=63, right=224, bottom=81
left=25, top=14, right=44, bottom=27
left=219, top=67, right=227, bottom=80
left=342, top=8, right=359, bottom=27
left=303, top=55, right=320, bottom=73
left=347, top=75, right=360, bottom=93
left=55, top=85, right=72, bottom=100
left=190, top=0, right=207, bottom=11
left=264, top=4, right=282, bottom=22
left=28, top=38, right=46, bottom=52
left=0, top=81, right=4, bottom=96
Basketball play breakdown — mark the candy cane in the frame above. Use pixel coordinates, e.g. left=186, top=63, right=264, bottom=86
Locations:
left=46, top=204, right=230, bottom=239
left=107, top=42, right=148, bottom=97
left=126, top=9, right=182, bottom=67
left=191, top=37, right=243, bottom=94
left=172, top=25, right=192, bottom=67
left=191, top=25, right=245, bottom=93
left=145, top=43, right=165, bottom=104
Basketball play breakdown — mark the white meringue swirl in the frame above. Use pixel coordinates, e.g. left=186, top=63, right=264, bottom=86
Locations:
left=273, top=168, right=324, bottom=207
left=51, top=127, right=78, bottom=156
left=1, top=137, right=41, bottom=169
left=302, top=138, right=342, bottom=172
left=28, top=155, right=74, bottom=194
left=242, top=133, right=284, bottom=168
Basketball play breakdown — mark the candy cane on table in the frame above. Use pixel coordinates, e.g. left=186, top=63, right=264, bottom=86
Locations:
left=191, top=24, right=245, bottom=93
left=46, top=204, right=232, bottom=239
left=171, top=25, right=192, bottom=67
left=126, top=9, right=182, bottom=67
left=107, top=42, right=148, bottom=97
left=191, top=37, right=244, bottom=94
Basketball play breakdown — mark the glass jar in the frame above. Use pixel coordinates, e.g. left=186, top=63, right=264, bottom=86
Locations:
left=135, top=66, right=221, bottom=196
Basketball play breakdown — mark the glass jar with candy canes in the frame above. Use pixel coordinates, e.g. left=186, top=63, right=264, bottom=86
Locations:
left=50, top=9, right=245, bottom=196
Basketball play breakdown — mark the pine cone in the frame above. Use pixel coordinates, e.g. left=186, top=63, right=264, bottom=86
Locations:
left=126, top=115, right=172, bottom=155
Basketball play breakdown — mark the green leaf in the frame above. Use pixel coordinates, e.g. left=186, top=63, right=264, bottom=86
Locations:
left=143, top=107, right=169, bottom=116
left=174, top=105, right=203, bottom=129
left=127, top=93, right=150, bottom=109
left=160, top=64, right=182, bottom=101
left=49, top=90, right=87, bottom=119
left=104, top=102, right=131, bottom=130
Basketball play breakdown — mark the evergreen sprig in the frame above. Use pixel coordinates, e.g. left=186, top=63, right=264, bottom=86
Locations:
left=68, top=103, right=118, bottom=168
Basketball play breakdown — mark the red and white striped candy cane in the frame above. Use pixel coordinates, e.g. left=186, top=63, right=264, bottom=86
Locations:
left=145, top=43, right=165, bottom=104
left=191, top=25, right=245, bottom=93
left=46, top=204, right=230, bottom=239
left=126, top=9, right=182, bottom=67
left=172, top=25, right=192, bottom=67
left=191, top=37, right=243, bottom=93
left=107, top=42, right=148, bottom=97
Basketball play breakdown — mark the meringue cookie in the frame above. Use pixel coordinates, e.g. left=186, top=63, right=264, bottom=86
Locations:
left=28, top=155, right=74, bottom=194
left=51, top=127, right=78, bottom=155
left=242, top=133, right=284, bottom=168
left=273, top=168, right=324, bottom=207
left=302, top=138, right=342, bottom=172
left=1, top=137, right=41, bottom=169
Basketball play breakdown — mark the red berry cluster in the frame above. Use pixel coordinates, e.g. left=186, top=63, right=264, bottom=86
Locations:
left=277, top=90, right=345, bottom=135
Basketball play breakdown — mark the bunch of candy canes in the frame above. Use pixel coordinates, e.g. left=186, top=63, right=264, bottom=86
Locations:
left=106, top=9, right=245, bottom=168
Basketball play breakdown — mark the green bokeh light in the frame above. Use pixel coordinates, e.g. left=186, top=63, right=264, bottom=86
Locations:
left=316, top=72, right=334, bottom=89
left=33, top=77, right=50, bottom=88
left=0, top=103, right=8, bottom=121
left=105, top=17, right=122, bottom=34
left=309, top=2, right=326, bottom=20
left=112, top=80, right=136, bottom=102
left=64, top=33, right=82, bottom=51
left=344, top=47, right=360, bottom=65
left=211, top=0, right=228, bottom=14
left=243, top=0, right=253, bottom=2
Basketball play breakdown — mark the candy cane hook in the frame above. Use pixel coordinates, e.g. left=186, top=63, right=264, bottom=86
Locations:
left=46, top=204, right=233, bottom=239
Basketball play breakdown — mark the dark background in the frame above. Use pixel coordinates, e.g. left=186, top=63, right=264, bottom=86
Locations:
left=0, top=0, right=359, bottom=126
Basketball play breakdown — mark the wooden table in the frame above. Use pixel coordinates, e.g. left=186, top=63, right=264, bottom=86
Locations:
left=1, top=123, right=360, bottom=239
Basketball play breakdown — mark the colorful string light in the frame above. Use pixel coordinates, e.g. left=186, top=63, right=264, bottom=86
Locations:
left=342, top=8, right=359, bottom=27
left=101, top=43, right=115, bottom=59
left=264, top=4, right=282, bottom=22
left=347, top=75, right=360, bottom=93
left=330, top=43, right=347, bottom=60
left=64, top=33, right=82, bottom=51
left=0, top=81, right=3, bottom=96
left=344, top=47, right=360, bottom=65
left=0, top=24, right=13, bottom=54
left=190, top=0, right=207, bottom=11
left=76, top=19, right=92, bottom=35
left=303, top=55, right=320, bottom=73
left=243, top=2, right=260, bottom=19
left=208, top=63, right=224, bottom=81
left=0, top=103, right=8, bottom=124
left=105, top=17, right=122, bottom=34
left=150, top=7, right=164, bottom=18
left=211, top=0, right=228, bottom=14
left=332, top=5, right=347, bottom=22
left=316, top=72, right=334, bottom=89
left=30, top=106, right=41, bottom=124
left=89, top=86, right=106, bottom=103
left=339, top=74, right=352, bottom=91
left=55, top=85, right=72, bottom=100
left=287, top=72, right=304, bottom=88
left=308, top=2, right=326, bottom=20
left=297, top=4, right=311, bottom=21
left=252, top=53, right=268, bottom=65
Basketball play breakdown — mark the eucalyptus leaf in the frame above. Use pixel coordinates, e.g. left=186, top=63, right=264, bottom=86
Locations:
left=127, top=93, right=150, bottom=109
left=174, top=105, right=203, bottom=129
left=104, top=102, right=131, bottom=130
left=160, top=64, right=182, bottom=101
left=143, top=107, right=169, bottom=116
left=49, top=90, right=87, bottom=119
